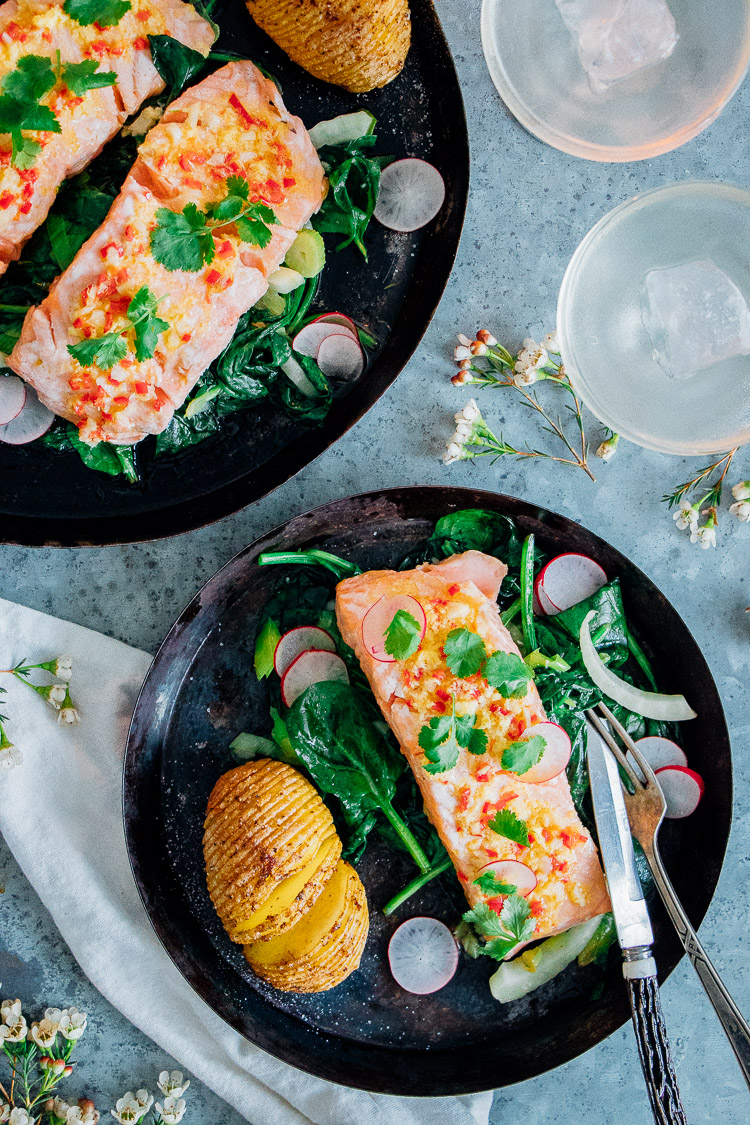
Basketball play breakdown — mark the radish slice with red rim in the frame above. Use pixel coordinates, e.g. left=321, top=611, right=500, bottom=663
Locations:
left=477, top=859, right=537, bottom=897
left=315, top=312, right=360, bottom=336
left=388, top=917, right=458, bottom=994
left=292, top=320, right=358, bottom=357
left=274, top=626, right=336, bottom=678
left=516, top=722, right=572, bottom=784
left=0, top=375, right=26, bottom=425
left=362, top=595, right=426, bottom=662
left=630, top=736, right=687, bottom=781
left=316, top=333, right=364, bottom=380
left=533, top=573, right=557, bottom=616
left=538, top=553, right=607, bottom=613
left=654, top=765, right=704, bottom=818
left=374, top=158, right=446, bottom=233
left=0, top=387, right=53, bottom=444
left=280, top=649, right=349, bottom=707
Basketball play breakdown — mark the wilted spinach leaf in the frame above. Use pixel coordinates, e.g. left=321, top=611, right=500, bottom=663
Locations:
left=312, top=135, right=387, bottom=257
left=148, top=34, right=209, bottom=103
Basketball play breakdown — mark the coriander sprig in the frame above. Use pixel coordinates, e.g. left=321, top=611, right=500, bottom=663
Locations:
left=463, top=895, right=537, bottom=960
left=67, top=285, right=168, bottom=369
left=150, top=177, right=279, bottom=273
left=417, top=693, right=487, bottom=774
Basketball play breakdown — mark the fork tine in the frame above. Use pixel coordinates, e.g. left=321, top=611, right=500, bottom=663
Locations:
left=596, top=702, right=663, bottom=789
left=585, top=708, right=643, bottom=789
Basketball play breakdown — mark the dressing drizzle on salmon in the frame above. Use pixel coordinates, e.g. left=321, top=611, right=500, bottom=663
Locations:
left=336, top=550, right=610, bottom=952
left=0, top=0, right=214, bottom=275
left=9, top=60, right=325, bottom=444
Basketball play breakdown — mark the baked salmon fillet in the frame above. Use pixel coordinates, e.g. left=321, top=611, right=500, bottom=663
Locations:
left=9, top=61, right=326, bottom=444
left=0, top=0, right=214, bottom=276
left=336, top=550, right=610, bottom=951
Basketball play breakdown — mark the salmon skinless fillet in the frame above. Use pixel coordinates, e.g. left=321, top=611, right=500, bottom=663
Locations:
left=0, top=0, right=214, bottom=276
left=9, top=61, right=326, bottom=445
left=335, top=550, right=610, bottom=952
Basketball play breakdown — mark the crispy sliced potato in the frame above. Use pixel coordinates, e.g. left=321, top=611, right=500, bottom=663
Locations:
left=245, top=859, right=369, bottom=992
left=203, top=759, right=335, bottom=943
left=235, top=833, right=343, bottom=943
left=246, top=0, right=411, bottom=93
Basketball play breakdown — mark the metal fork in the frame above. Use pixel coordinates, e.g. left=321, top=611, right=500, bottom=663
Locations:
left=586, top=702, right=750, bottom=1089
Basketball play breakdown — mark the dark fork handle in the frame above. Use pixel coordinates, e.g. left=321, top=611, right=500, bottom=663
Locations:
left=627, top=973, right=688, bottom=1125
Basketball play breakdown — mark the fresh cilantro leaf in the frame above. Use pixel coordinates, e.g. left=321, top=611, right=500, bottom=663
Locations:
left=444, top=628, right=487, bottom=678
left=501, top=733, right=547, bottom=776
left=235, top=201, right=277, bottom=248
left=10, top=133, right=42, bottom=170
left=207, top=174, right=249, bottom=223
left=418, top=713, right=458, bottom=774
left=3, top=55, right=56, bottom=103
left=63, top=60, right=117, bottom=97
left=384, top=609, right=422, bottom=660
left=488, top=807, right=529, bottom=846
left=127, top=285, right=168, bottom=361
left=63, top=0, right=132, bottom=27
left=464, top=895, right=536, bottom=961
left=150, top=204, right=214, bottom=272
left=484, top=650, right=534, bottom=698
left=473, top=872, right=518, bottom=895
left=460, top=717, right=488, bottom=756
left=68, top=331, right=127, bottom=369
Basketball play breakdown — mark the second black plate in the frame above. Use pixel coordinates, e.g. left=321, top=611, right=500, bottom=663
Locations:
left=123, top=486, right=731, bottom=1096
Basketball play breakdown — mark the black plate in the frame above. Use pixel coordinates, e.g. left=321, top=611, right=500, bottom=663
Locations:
left=123, top=487, right=732, bottom=1096
left=0, top=2, right=468, bottom=547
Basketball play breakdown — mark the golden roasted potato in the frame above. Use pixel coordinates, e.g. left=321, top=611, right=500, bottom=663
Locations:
left=203, top=759, right=337, bottom=944
left=245, top=859, right=369, bottom=992
left=246, top=0, right=411, bottom=93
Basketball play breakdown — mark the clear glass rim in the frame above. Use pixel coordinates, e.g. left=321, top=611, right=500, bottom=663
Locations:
left=480, top=0, right=750, bottom=163
left=556, top=181, right=750, bottom=456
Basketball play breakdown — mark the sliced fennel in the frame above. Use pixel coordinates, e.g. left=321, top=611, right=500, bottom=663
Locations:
left=580, top=610, right=696, bottom=722
left=489, top=915, right=604, bottom=1003
left=308, top=110, right=376, bottom=149
left=229, top=732, right=276, bottom=761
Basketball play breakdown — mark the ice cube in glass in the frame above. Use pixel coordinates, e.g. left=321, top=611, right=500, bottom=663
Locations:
left=641, top=259, right=750, bottom=380
left=555, top=0, right=678, bottom=93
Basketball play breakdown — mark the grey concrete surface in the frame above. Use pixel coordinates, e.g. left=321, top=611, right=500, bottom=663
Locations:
left=1, top=2, right=748, bottom=1122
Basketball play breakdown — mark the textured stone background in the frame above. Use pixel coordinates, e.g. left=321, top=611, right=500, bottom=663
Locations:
left=1, top=1, right=749, bottom=1121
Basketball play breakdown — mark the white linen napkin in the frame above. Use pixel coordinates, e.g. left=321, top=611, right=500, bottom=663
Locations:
left=0, top=598, right=493, bottom=1125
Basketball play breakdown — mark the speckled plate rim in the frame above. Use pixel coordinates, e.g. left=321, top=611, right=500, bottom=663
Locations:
left=123, top=485, right=732, bottom=1095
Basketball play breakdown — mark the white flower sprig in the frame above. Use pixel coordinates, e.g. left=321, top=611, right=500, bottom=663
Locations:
left=0, top=991, right=192, bottom=1125
left=448, top=329, right=595, bottom=480
left=662, top=450, right=739, bottom=550
left=729, top=480, right=750, bottom=522
left=0, top=656, right=80, bottom=770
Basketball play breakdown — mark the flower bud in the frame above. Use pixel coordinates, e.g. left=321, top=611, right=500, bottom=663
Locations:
left=470, top=341, right=487, bottom=356
left=476, top=329, right=497, bottom=346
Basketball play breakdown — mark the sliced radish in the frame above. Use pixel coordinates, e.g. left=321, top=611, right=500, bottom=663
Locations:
left=274, top=626, right=336, bottom=677
left=538, top=554, right=607, bottom=614
left=533, top=573, right=558, bottom=616
left=0, top=386, right=54, bottom=444
left=292, top=320, right=358, bottom=358
left=580, top=611, right=696, bottom=722
left=477, top=859, right=537, bottom=897
left=374, top=158, right=446, bottom=233
left=516, top=722, right=572, bottom=784
left=281, top=649, right=349, bottom=707
left=314, top=312, right=359, bottom=336
left=0, top=375, right=26, bottom=425
left=316, top=333, right=364, bottom=380
left=388, top=917, right=458, bottom=995
left=362, top=595, right=426, bottom=663
left=630, top=736, right=688, bottom=781
left=281, top=355, right=318, bottom=398
left=654, top=765, right=704, bottom=819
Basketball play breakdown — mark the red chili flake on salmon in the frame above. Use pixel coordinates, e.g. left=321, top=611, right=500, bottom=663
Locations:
left=432, top=700, right=447, bottom=714
left=42, top=28, right=52, bottom=43
left=457, top=871, right=468, bottom=882
left=0, top=192, right=15, bottom=209
left=447, top=583, right=460, bottom=595
left=435, top=687, right=451, bottom=702
left=134, top=380, right=148, bottom=394
left=6, top=22, right=27, bottom=41
left=0, top=151, right=11, bottom=166
left=561, top=828, right=585, bottom=849
left=113, top=395, right=129, bottom=405
left=18, top=169, right=38, bottom=183
left=529, top=900, right=544, bottom=917
left=507, top=715, right=526, bottom=740
left=282, top=176, right=296, bottom=188
left=475, top=769, right=490, bottom=783
left=120, top=357, right=134, bottom=368
left=136, top=7, right=151, bottom=18
left=181, top=333, right=191, bottom=343
left=18, top=200, right=33, bottom=214
left=228, top=93, right=259, bottom=128
left=487, top=896, right=506, bottom=915
left=458, top=786, right=470, bottom=811
left=182, top=175, right=203, bottom=190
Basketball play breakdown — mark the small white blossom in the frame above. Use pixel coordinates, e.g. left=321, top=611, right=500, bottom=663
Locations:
left=9, top=1110, right=32, bottom=1125
left=454, top=399, right=480, bottom=425
left=0, top=998, right=27, bottom=1042
left=53, top=656, right=74, bottom=682
left=110, top=1094, right=151, bottom=1125
left=52, top=1098, right=71, bottom=1120
left=469, top=340, right=487, bottom=356
left=672, top=499, right=698, bottom=532
left=58, top=1006, right=87, bottom=1040
left=542, top=331, right=559, bottom=354
left=456, top=333, right=471, bottom=347
left=157, top=1073, right=190, bottom=1099
left=442, top=440, right=464, bottom=465
left=596, top=432, right=619, bottom=462
left=730, top=499, right=750, bottom=522
left=516, top=338, right=549, bottom=373
left=30, top=1017, right=58, bottom=1049
left=133, top=1093, right=152, bottom=1115
left=732, top=480, right=750, bottom=501
left=67, top=1101, right=99, bottom=1125
left=690, top=523, right=717, bottom=549
left=0, top=1104, right=9, bottom=1123
left=476, top=328, right=497, bottom=346
left=154, top=1097, right=186, bottom=1124
left=0, top=999, right=21, bottom=1023
left=58, top=706, right=80, bottom=726
left=45, top=1007, right=63, bottom=1024
left=453, top=344, right=471, bottom=362
left=513, top=364, right=538, bottom=387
